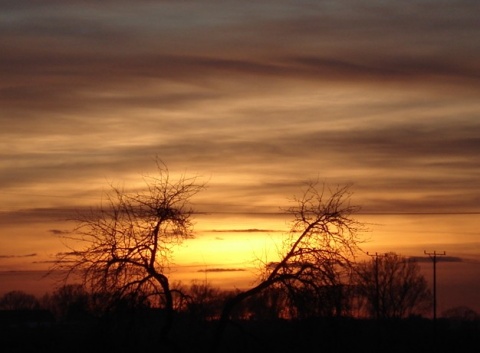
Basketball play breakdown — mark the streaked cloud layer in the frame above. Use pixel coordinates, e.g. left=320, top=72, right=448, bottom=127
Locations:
left=1, top=1, right=479, bottom=304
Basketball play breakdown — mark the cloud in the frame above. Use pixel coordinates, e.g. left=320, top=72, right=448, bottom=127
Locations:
left=32, top=260, right=74, bottom=264
left=48, top=229, right=71, bottom=235
left=1, top=52, right=478, bottom=118
left=0, top=1, right=479, bottom=224
left=210, top=228, right=279, bottom=233
left=410, top=256, right=464, bottom=263
left=2, top=0, right=479, bottom=121
left=198, top=268, right=246, bottom=273
left=0, top=253, right=37, bottom=259
left=0, top=208, right=80, bottom=224
left=55, top=252, right=79, bottom=256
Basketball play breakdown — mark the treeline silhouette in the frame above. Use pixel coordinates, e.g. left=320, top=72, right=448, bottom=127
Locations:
left=1, top=277, right=478, bottom=353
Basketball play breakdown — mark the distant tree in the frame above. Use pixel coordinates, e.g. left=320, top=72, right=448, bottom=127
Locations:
left=0, top=290, right=39, bottom=310
left=51, top=160, right=205, bottom=338
left=183, top=281, right=225, bottom=321
left=354, top=252, right=431, bottom=319
left=243, top=285, right=287, bottom=320
left=213, top=183, right=364, bottom=350
left=42, top=284, right=90, bottom=321
left=282, top=280, right=353, bottom=319
left=442, top=306, right=479, bottom=322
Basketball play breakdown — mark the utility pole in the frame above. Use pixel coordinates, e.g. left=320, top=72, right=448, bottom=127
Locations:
left=424, top=250, right=446, bottom=351
left=367, top=252, right=388, bottom=320
left=424, top=250, right=446, bottom=321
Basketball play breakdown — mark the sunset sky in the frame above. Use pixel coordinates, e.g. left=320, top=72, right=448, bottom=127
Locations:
left=1, top=1, right=479, bottom=314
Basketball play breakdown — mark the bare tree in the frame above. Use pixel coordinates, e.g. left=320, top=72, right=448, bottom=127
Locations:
left=41, top=284, right=90, bottom=321
left=354, top=252, right=431, bottom=319
left=243, top=284, right=287, bottom=320
left=183, top=281, right=226, bottom=321
left=212, top=183, right=364, bottom=351
left=52, top=161, right=205, bottom=338
left=442, top=306, right=479, bottom=322
left=0, top=290, right=40, bottom=310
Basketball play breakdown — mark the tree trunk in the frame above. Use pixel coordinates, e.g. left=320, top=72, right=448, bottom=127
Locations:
left=152, top=272, right=174, bottom=340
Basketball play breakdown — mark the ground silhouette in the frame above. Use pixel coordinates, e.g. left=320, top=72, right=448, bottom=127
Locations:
left=1, top=308, right=479, bottom=353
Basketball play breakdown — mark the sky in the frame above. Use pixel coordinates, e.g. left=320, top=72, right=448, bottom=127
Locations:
left=1, top=0, right=479, bottom=314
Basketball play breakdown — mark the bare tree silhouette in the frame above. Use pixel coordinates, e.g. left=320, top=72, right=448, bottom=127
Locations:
left=51, top=160, right=205, bottom=339
left=354, top=252, right=431, bottom=319
left=212, top=182, right=364, bottom=352
left=0, top=290, right=40, bottom=310
left=41, top=284, right=90, bottom=321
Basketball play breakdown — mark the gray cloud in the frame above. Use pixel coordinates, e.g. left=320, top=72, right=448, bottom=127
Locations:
left=1, top=53, right=478, bottom=116
left=1, top=1, right=479, bottom=220
left=0, top=208, right=81, bottom=224
left=0, top=113, right=478, bottom=214
left=1, top=0, right=479, bottom=119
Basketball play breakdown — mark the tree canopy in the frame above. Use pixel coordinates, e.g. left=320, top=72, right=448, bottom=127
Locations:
left=52, top=161, right=205, bottom=337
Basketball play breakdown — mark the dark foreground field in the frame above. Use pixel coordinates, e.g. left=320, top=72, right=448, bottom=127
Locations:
left=1, top=312, right=479, bottom=353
